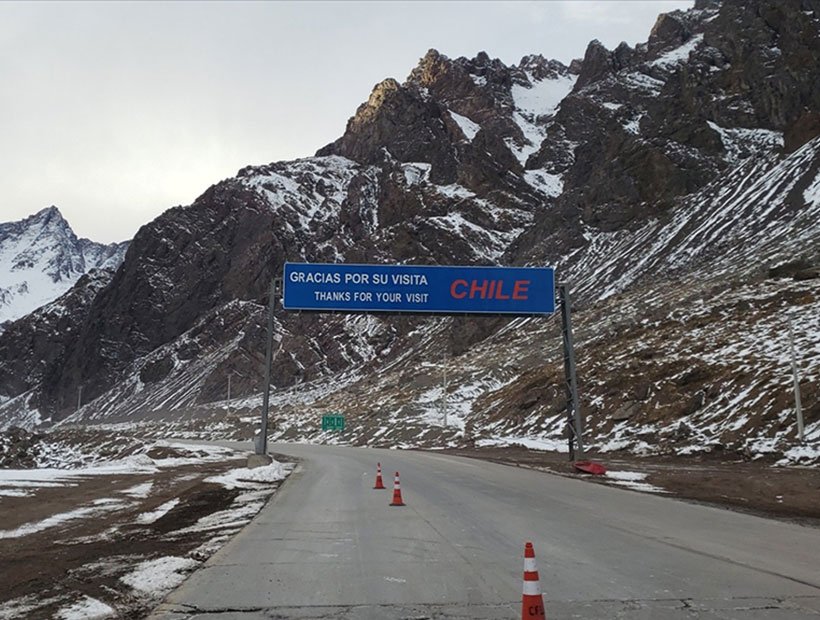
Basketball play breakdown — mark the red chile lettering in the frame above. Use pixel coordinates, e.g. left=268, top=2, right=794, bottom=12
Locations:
left=469, top=280, right=488, bottom=299
left=513, top=280, right=530, bottom=300
left=451, top=279, right=530, bottom=301
left=450, top=280, right=468, bottom=298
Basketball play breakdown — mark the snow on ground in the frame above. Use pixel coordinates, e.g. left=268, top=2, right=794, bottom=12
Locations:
left=205, top=460, right=290, bottom=489
left=135, top=498, right=180, bottom=525
left=0, top=439, right=288, bottom=541
left=512, top=72, right=575, bottom=119
left=56, top=596, right=115, bottom=620
left=0, top=440, right=240, bottom=501
left=449, top=111, right=480, bottom=142
left=0, top=261, right=74, bottom=326
left=0, top=208, right=126, bottom=325
left=476, top=436, right=566, bottom=451
left=121, top=482, right=153, bottom=498
left=605, top=471, right=667, bottom=494
left=426, top=211, right=524, bottom=261
left=523, top=170, right=563, bottom=197
left=0, top=504, right=128, bottom=540
left=120, top=556, right=199, bottom=593
left=508, top=71, right=575, bottom=164
left=402, top=162, right=432, bottom=186
left=650, top=34, right=704, bottom=70
left=804, top=168, right=820, bottom=206
left=706, top=121, right=784, bottom=163
left=0, top=432, right=294, bottom=619
left=622, top=71, right=664, bottom=96
left=239, top=156, right=367, bottom=233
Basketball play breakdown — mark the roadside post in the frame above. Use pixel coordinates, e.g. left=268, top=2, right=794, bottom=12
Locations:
left=788, top=315, right=805, bottom=443
left=557, top=284, right=585, bottom=461
left=256, top=277, right=282, bottom=457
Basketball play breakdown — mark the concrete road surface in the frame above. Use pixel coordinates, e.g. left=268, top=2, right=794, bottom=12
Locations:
left=151, top=443, right=820, bottom=619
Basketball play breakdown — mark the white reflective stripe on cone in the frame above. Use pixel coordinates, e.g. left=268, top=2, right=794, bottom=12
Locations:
left=522, top=580, right=542, bottom=596
left=523, top=558, right=538, bottom=572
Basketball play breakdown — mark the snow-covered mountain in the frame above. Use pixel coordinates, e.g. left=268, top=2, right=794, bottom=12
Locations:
left=1, top=0, right=818, bottom=463
left=0, top=206, right=128, bottom=327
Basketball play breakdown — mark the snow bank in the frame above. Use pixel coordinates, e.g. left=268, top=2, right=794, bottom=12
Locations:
left=205, top=460, right=289, bottom=489
left=56, top=596, right=115, bottom=620
left=120, top=556, right=198, bottom=594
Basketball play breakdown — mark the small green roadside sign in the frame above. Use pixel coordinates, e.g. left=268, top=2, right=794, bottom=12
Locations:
left=322, top=414, right=345, bottom=431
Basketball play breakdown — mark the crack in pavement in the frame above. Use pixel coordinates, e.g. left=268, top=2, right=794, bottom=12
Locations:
left=151, top=596, right=820, bottom=619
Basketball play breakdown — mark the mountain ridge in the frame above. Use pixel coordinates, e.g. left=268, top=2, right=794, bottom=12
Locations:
left=0, top=206, right=129, bottom=329
left=1, top=0, right=818, bottom=464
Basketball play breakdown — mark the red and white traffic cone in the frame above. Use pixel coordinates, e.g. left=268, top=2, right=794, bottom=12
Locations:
left=389, top=471, right=405, bottom=506
left=373, top=462, right=386, bottom=489
left=522, top=541, right=546, bottom=620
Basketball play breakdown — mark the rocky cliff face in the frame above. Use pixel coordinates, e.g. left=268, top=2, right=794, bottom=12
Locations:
left=521, top=0, right=820, bottom=258
left=0, top=207, right=128, bottom=327
left=0, top=1, right=818, bottom=461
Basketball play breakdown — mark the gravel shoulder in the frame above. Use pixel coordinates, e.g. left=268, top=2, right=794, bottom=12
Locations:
left=0, top=441, right=292, bottom=620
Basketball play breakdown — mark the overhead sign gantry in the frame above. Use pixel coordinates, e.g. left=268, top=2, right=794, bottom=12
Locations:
left=257, top=262, right=587, bottom=463
left=283, top=263, right=555, bottom=315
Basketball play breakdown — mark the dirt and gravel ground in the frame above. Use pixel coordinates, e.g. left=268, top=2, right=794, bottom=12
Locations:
left=1, top=434, right=818, bottom=620
left=0, top=440, right=293, bottom=620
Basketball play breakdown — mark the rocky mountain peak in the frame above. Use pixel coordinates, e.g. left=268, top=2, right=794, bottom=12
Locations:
left=648, top=11, right=693, bottom=53
left=360, top=78, right=403, bottom=119
left=517, top=55, right=569, bottom=81
left=14, top=206, right=73, bottom=240
left=406, top=49, right=515, bottom=99
left=31, top=205, right=66, bottom=224
left=315, top=74, right=456, bottom=180
left=406, top=48, right=451, bottom=87
left=0, top=206, right=129, bottom=327
left=573, top=39, right=615, bottom=91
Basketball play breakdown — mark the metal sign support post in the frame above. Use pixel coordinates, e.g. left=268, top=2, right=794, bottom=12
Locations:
left=257, top=277, right=282, bottom=456
left=442, top=317, right=449, bottom=428
left=788, top=316, right=805, bottom=443
left=557, top=283, right=585, bottom=461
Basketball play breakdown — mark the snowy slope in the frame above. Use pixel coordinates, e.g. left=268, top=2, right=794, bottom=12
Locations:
left=556, top=137, right=820, bottom=302
left=508, top=69, right=576, bottom=166
left=0, top=207, right=128, bottom=326
left=52, top=136, right=820, bottom=465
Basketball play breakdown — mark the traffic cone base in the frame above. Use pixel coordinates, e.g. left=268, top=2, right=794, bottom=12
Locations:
left=522, top=541, right=546, bottom=620
left=390, top=471, right=405, bottom=506
left=373, top=462, right=385, bottom=489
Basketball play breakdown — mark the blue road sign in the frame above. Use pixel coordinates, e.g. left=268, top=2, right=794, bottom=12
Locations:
left=283, top=263, right=555, bottom=315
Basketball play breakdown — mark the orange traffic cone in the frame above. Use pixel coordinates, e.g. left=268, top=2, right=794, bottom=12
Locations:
left=389, top=472, right=405, bottom=506
left=522, top=542, right=546, bottom=620
left=373, top=462, right=386, bottom=489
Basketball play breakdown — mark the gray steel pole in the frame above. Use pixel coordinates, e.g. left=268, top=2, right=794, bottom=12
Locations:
left=442, top=346, right=448, bottom=427
left=558, top=283, right=585, bottom=460
left=258, top=279, right=278, bottom=455
left=788, top=317, right=805, bottom=443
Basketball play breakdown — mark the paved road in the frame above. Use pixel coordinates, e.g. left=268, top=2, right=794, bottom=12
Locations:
left=151, top=443, right=820, bottom=619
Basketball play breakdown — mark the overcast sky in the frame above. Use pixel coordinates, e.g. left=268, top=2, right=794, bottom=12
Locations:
left=1, top=1, right=692, bottom=243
